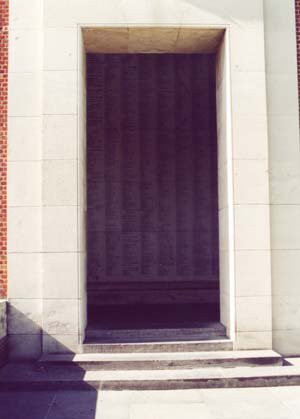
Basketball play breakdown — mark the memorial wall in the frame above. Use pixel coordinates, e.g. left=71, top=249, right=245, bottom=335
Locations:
left=86, top=54, right=219, bottom=310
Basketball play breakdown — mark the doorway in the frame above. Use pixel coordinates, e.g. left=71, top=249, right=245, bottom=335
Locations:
left=86, top=53, right=221, bottom=342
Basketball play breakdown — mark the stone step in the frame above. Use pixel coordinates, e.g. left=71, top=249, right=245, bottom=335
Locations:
left=85, top=322, right=226, bottom=343
left=82, top=338, right=233, bottom=353
left=0, top=360, right=299, bottom=391
left=39, top=350, right=283, bottom=370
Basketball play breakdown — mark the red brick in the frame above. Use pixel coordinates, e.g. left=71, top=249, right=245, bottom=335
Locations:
left=0, top=0, right=8, bottom=298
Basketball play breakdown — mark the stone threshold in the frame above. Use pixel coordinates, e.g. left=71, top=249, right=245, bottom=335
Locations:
left=85, top=322, right=226, bottom=341
left=82, top=338, right=233, bottom=353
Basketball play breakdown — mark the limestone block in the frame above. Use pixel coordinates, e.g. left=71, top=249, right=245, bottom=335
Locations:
left=8, top=207, right=41, bottom=253
left=78, top=207, right=87, bottom=253
left=273, top=330, right=300, bottom=356
left=268, top=115, right=299, bottom=161
left=8, top=299, right=42, bottom=335
left=44, top=0, right=125, bottom=27
left=232, top=115, right=269, bottom=160
left=219, top=207, right=229, bottom=252
left=9, top=30, right=42, bottom=73
left=8, top=73, right=42, bottom=117
left=42, top=160, right=77, bottom=206
left=270, top=158, right=300, bottom=205
left=264, top=30, right=297, bottom=75
left=43, top=115, right=78, bottom=160
left=9, top=0, right=42, bottom=29
left=273, top=296, right=300, bottom=331
left=220, top=293, right=230, bottom=335
left=234, top=205, right=270, bottom=250
left=264, top=0, right=295, bottom=31
left=272, top=250, right=300, bottom=296
left=231, top=71, right=267, bottom=117
left=8, top=335, right=42, bottom=360
left=8, top=161, right=41, bottom=207
left=42, top=334, right=79, bottom=354
left=234, top=331, right=272, bottom=350
left=8, top=117, right=42, bottom=162
left=181, top=0, right=263, bottom=30
left=42, top=206, right=78, bottom=252
left=44, top=28, right=78, bottom=71
left=78, top=160, right=87, bottom=209
left=123, top=0, right=185, bottom=26
left=230, top=26, right=265, bottom=72
left=43, top=71, right=77, bottom=115
left=271, top=205, right=300, bottom=249
left=43, top=253, right=79, bottom=299
left=236, top=296, right=272, bottom=332
left=219, top=250, right=230, bottom=296
left=233, top=160, right=269, bottom=205
left=235, top=250, right=271, bottom=297
left=8, top=253, right=42, bottom=299
left=43, top=299, right=79, bottom=335
left=266, top=73, right=299, bottom=116
left=218, top=162, right=228, bottom=210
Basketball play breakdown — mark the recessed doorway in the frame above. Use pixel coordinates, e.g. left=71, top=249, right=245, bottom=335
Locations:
left=86, top=52, right=222, bottom=342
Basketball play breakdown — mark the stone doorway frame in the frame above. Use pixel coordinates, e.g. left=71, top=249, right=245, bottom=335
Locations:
left=77, top=25, right=236, bottom=346
left=38, top=23, right=272, bottom=353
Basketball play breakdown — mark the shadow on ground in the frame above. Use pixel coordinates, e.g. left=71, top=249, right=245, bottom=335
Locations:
left=0, top=390, right=98, bottom=419
left=0, top=306, right=98, bottom=419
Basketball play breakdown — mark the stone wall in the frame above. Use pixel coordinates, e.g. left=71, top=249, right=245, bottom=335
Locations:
left=6, top=0, right=273, bottom=355
left=264, top=0, right=300, bottom=355
left=7, top=0, right=43, bottom=359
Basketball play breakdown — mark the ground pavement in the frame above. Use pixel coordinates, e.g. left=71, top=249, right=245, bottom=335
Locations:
left=1, top=386, right=300, bottom=419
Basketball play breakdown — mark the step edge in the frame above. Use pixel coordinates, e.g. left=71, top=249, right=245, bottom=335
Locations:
left=1, top=366, right=300, bottom=384
left=38, top=350, right=282, bottom=363
left=83, top=338, right=233, bottom=345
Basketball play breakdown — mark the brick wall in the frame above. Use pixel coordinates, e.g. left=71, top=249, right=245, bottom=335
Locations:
left=0, top=1, right=8, bottom=298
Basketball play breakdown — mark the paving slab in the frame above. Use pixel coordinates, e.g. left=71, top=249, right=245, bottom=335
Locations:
left=129, top=403, right=215, bottom=419
left=271, top=386, right=300, bottom=418
left=98, top=389, right=204, bottom=403
left=96, top=403, right=129, bottom=419
left=202, top=387, right=298, bottom=419
left=1, top=387, right=300, bottom=419
left=0, top=391, right=55, bottom=419
left=46, top=391, right=98, bottom=419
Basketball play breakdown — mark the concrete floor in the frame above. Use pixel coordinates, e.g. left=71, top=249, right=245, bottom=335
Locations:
left=1, top=387, right=300, bottom=419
